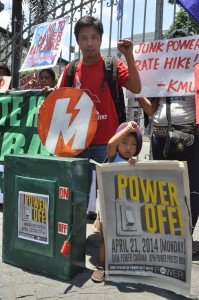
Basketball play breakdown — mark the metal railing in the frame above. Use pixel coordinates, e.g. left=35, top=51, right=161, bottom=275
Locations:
left=1, top=0, right=181, bottom=85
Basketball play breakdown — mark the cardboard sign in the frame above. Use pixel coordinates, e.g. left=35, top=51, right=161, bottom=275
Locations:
left=38, top=87, right=98, bottom=156
left=96, top=161, right=192, bottom=297
left=18, top=191, right=49, bottom=244
left=19, top=73, right=41, bottom=90
left=19, top=17, right=69, bottom=72
left=0, top=76, right=11, bottom=92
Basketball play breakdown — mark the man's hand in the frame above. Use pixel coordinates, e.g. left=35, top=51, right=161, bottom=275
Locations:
left=118, top=39, right=133, bottom=56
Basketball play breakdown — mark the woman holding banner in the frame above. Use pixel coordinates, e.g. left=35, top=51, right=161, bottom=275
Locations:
left=28, top=68, right=56, bottom=90
left=138, top=29, right=199, bottom=257
left=39, top=69, right=56, bottom=90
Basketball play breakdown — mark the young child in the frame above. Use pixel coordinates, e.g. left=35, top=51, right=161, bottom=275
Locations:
left=91, top=121, right=142, bottom=283
left=107, top=121, right=142, bottom=163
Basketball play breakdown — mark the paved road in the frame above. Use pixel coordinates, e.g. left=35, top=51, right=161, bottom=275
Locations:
left=0, top=204, right=199, bottom=300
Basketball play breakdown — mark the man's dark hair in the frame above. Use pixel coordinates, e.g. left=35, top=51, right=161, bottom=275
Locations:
left=168, top=29, right=189, bottom=39
left=39, top=68, right=56, bottom=81
left=74, top=15, right=104, bottom=40
left=0, top=61, right=11, bottom=76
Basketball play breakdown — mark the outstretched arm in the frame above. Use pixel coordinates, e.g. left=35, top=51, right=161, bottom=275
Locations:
left=108, top=121, right=139, bottom=162
left=118, top=39, right=141, bottom=94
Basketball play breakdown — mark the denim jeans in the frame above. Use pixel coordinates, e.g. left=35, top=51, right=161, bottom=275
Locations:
left=76, top=144, right=107, bottom=210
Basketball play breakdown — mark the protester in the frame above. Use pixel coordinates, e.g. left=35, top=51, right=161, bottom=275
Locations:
left=58, top=15, right=141, bottom=219
left=4, top=68, right=56, bottom=93
left=39, top=69, right=56, bottom=90
left=27, top=68, right=56, bottom=90
left=91, top=121, right=142, bottom=282
left=138, top=29, right=199, bottom=257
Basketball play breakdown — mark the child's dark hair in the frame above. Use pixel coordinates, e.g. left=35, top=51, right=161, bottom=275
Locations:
left=39, top=69, right=55, bottom=81
left=74, top=15, right=104, bottom=40
left=0, top=61, right=11, bottom=76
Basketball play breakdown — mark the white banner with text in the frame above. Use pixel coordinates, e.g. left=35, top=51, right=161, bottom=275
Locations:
left=127, top=35, right=199, bottom=98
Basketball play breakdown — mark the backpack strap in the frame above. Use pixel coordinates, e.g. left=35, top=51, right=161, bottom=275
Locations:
left=67, top=59, right=80, bottom=87
left=103, top=56, right=118, bottom=101
left=103, top=55, right=126, bottom=124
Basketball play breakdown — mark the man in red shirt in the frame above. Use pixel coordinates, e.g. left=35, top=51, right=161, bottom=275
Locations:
left=58, top=15, right=141, bottom=218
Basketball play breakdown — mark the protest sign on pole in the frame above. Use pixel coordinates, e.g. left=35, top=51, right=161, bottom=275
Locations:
left=127, top=35, right=199, bottom=98
left=19, top=16, right=69, bottom=72
left=96, top=161, right=192, bottom=296
left=37, top=87, right=98, bottom=156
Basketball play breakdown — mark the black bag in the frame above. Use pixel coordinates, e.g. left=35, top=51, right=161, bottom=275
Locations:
left=163, top=97, right=195, bottom=160
left=163, top=128, right=195, bottom=160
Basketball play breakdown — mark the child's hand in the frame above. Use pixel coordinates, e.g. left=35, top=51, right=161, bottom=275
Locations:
left=128, top=157, right=136, bottom=165
left=127, top=121, right=139, bottom=132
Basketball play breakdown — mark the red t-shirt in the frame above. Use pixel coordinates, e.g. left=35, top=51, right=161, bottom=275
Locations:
left=58, top=56, right=129, bottom=144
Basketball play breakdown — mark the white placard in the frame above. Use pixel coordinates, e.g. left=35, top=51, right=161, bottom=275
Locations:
left=96, top=161, right=192, bottom=297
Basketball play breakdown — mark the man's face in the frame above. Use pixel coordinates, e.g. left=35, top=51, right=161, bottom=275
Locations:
left=77, top=26, right=102, bottom=59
